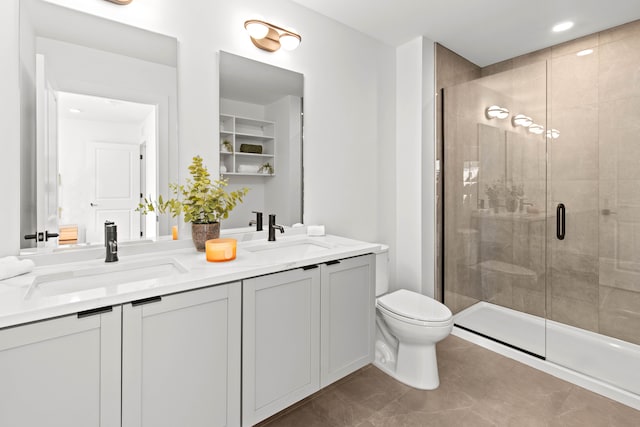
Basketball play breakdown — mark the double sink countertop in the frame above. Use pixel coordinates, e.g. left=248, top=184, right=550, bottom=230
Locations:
left=0, top=228, right=381, bottom=329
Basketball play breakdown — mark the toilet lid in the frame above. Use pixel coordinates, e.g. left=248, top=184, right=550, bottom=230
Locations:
left=377, top=289, right=452, bottom=322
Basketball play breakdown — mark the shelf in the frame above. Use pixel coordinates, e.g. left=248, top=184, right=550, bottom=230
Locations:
left=219, top=114, right=276, bottom=179
left=235, top=153, right=274, bottom=158
left=223, top=172, right=275, bottom=177
left=235, top=133, right=274, bottom=142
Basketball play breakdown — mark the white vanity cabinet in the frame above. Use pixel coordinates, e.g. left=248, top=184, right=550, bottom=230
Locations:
left=241, top=254, right=375, bottom=426
left=242, top=266, right=321, bottom=426
left=0, top=305, right=122, bottom=427
left=320, top=254, right=375, bottom=387
left=122, top=282, right=242, bottom=427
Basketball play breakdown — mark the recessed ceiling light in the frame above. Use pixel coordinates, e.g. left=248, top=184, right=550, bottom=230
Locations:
left=69, top=108, right=82, bottom=114
left=552, top=21, right=574, bottom=32
left=576, top=48, right=593, bottom=57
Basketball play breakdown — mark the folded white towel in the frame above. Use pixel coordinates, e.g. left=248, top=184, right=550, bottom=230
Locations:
left=237, top=164, right=259, bottom=173
left=0, top=256, right=35, bottom=281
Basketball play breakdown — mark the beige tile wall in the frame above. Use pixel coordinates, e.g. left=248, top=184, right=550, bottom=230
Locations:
left=446, top=20, right=640, bottom=345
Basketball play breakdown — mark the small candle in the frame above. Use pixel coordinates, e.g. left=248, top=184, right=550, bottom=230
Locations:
left=172, top=225, right=178, bottom=240
left=206, top=238, right=237, bottom=262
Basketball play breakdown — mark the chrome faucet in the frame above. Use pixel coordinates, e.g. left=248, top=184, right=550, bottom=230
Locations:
left=268, top=214, right=284, bottom=241
left=105, top=221, right=118, bottom=263
left=249, top=211, right=263, bottom=231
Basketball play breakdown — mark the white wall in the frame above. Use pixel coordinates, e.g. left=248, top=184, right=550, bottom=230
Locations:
left=265, top=95, right=302, bottom=227
left=394, top=36, right=436, bottom=297
left=1, top=0, right=21, bottom=257
left=4, top=0, right=401, bottom=276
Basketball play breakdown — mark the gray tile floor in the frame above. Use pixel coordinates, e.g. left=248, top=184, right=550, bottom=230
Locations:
left=258, top=335, right=640, bottom=426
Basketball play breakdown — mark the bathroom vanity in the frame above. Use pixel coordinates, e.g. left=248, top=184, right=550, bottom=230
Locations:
left=0, top=231, right=378, bottom=427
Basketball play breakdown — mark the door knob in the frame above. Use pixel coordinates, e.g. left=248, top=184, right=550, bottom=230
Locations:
left=90, top=202, right=99, bottom=207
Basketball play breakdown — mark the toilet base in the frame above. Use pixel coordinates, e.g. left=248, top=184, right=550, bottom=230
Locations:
left=396, top=342, right=439, bottom=390
left=373, top=339, right=440, bottom=390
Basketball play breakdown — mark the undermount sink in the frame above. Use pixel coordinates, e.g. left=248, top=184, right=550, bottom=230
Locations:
left=243, top=238, right=335, bottom=259
left=24, top=257, right=188, bottom=299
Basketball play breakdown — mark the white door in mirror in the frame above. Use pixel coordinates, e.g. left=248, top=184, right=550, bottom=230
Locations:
left=87, top=142, right=141, bottom=243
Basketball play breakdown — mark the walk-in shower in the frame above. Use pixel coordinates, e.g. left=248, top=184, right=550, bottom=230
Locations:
left=442, top=21, right=640, bottom=408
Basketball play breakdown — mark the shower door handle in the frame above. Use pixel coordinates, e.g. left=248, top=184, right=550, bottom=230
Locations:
left=556, top=203, right=566, bottom=240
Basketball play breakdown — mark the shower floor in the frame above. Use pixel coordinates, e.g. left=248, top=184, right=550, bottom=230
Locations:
left=454, top=301, right=640, bottom=400
left=454, top=301, right=546, bottom=357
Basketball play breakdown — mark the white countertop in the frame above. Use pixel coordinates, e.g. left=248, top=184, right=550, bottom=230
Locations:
left=0, top=233, right=381, bottom=329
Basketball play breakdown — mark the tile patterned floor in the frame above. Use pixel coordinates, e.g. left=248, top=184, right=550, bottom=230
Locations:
left=258, top=335, right=640, bottom=426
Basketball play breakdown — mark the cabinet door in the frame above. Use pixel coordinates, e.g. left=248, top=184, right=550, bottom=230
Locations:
left=321, top=255, right=375, bottom=387
left=0, top=306, right=121, bottom=427
left=242, top=267, right=321, bottom=426
left=122, top=283, right=241, bottom=427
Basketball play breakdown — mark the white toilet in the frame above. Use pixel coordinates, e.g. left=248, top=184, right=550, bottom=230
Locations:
left=373, top=246, right=454, bottom=390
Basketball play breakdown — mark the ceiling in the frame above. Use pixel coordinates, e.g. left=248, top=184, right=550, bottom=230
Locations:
left=291, top=0, right=640, bottom=66
left=58, top=92, right=155, bottom=124
left=219, top=52, right=304, bottom=105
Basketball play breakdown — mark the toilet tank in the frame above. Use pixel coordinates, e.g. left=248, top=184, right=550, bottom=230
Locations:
left=374, top=244, right=389, bottom=296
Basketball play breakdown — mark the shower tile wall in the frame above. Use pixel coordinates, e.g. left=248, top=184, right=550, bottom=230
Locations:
left=476, top=20, right=640, bottom=345
left=436, top=44, right=481, bottom=302
left=443, top=62, right=547, bottom=317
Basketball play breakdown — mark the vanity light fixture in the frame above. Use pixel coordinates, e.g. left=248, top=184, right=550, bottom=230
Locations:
left=546, top=129, right=560, bottom=139
left=512, top=114, right=533, bottom=128
left=244, top=19, right=301, bottom=52
left=485, top=105, right=509, bottom=120
left=528, top=124, right=544, bottom=135
left=552, top=21, right=574, bottom=32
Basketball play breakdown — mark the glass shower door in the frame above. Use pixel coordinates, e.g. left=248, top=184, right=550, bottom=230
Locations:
left=443, top=61, right=548, bottom=357
left=545, top=32, right=640, bottom=395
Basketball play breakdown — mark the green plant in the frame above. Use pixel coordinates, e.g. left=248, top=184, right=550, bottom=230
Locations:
left=258, top=162, right=274, bottom=174
left=138, top=156, right=249, bottom=224
left=484, top=179, right=505, bottom=201
left=221, top=140, right=233, bottom=153
left=506, top=183, right=524, bottom=200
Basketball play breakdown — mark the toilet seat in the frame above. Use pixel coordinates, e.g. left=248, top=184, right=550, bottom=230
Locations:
left=377, top=289, right=453, bottom=326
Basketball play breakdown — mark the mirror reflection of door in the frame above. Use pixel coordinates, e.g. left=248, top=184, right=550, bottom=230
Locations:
left=87, top=141, right=140, bottom=243
left=56, top=92, right=157, bottom=244
left=35, top=54, right=59, bottom=248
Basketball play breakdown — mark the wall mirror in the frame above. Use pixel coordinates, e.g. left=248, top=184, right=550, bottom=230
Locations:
left=19, top=0, right=179, bottom=250
left=218, top=52, right=303, bottom=229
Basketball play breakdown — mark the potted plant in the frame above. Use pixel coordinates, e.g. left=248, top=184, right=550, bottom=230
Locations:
left=484, top=179, right=504, bottom=213
left=138, top=156, right=249, bottom=251
left=221, top=140, right=233, bottom=153
left=505, top=183, right=524, bottom=213
left=258, top=162, right=274, bottom=175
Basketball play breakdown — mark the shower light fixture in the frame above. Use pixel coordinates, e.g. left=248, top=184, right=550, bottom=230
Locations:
left=244, top=19, right=301, bottom=52
left=528, top=124, right=544, bottom=135
left=546, top=129, right=560, bottom=139
left=485, top=105, right=509, bottom=120
left=512, top=114, right=533, bottom=127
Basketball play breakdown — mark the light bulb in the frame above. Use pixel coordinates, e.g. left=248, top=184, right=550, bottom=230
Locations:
left=528, top=124, right=544, bottom=135
left=279, top=33, right=301, bottom=50
left=512, top=114, right=533, bottom=127
left=486, top=105, right=509, bottom=120
left=245, top=21, right=269, bottom=39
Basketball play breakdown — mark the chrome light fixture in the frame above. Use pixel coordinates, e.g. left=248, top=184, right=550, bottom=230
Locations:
left=485, top=105, right=509, bottom=120
left=244, top=19, right=301, bottom=52
left=512, top=114, right=533, bottom=127
left=546, top=129, right=560, bottom=139
left=528, top=124, right=544, bottom=135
